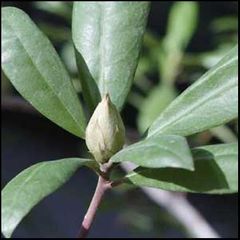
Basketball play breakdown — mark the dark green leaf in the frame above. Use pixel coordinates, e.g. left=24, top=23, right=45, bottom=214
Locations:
left=148, top=45, right=238, bottom=138
left=111, top=135, right=194, bottom=170
left=125, top=143, right=238, bottom=194
left=74, top=48, right=101, bottom=114
left=1, top=7, right=86, bottom=138
left=72, top=2, right=150, bottom=110
left=38, top=22, right=71, bottom=43
left=1, top=158, right=94, bottom=238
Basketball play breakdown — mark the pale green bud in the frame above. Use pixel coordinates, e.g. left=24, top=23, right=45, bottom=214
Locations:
left=85, top=94, right=125, bottom=163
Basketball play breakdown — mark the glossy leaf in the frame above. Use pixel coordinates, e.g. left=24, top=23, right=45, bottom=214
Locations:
left=137, top=84, right=177, bottom=133
left=1, top=7, right=86, bottom=138
left=124, top=143, right=238, bottom=194
left=72, top=2, right=150, bottom=110
left=148, top=45, right=238, bottom=138
left=1, top=158, right=94, bottom=238
left=111, top=135, right=194, bottom=170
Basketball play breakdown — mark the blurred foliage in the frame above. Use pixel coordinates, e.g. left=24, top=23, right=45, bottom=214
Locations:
left=99, top=186, right=186, bottom=238
left=131, top=2, right=238, bottom=146
left=35, top=1, right=72, bottom=21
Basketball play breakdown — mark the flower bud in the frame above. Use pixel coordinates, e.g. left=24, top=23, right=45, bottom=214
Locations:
left=85, top=94, right=125, bottom=163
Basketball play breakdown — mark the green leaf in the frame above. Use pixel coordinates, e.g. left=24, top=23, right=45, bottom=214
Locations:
left=1, top=158, right=94, bottom=238
left=111, top=135, right=194, bottom=170
left=38, top=22, right=71, bottom=43
left=164, top=2, right=198, bottom=51
left=148, top=45, right=238, bottom=138
left=74, top=49, right=101, bottom=114
left=125, top=143, right=238, bottom=194
left=159, top=2, right=198, bottom=84
left=72, top=2, right=150, bottom=110
left=1, top=7, right=86, bottom=138
left=137, top=84, right=177, bottom=133
left=61, top=41, right=78, bottom=74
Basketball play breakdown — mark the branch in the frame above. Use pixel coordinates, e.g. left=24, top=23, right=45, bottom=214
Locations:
left=141, top=187, right=220, bottom=238
left=121, top=162, right=220, bottom=238
left=77, top=175, right=111, bottom=238
left=2, top=95, right=220, bottom=238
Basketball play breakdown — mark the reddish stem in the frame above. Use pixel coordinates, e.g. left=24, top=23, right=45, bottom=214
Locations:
left=77, top=176, right=111, bottom=238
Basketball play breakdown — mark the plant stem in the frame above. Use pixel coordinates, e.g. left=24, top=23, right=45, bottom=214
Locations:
left=77, top=175, right=110, bottom=238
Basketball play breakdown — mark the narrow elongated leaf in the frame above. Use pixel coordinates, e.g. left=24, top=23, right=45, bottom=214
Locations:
left=72, top=2, right=150, bottom=110
left=124, top=143, right=238, bottom=194
left=159, top=2, right=198, bottom=84
left=1, top=158, right=94, bottom=238
left=1, top=7, right=86, bottom=138
left=74, top=49, right=101, bottom=113
left=111, top=135, right=194, bottom=170
left=164, top=2, right=198, bottom=51
left=148, top=45, right=238, bottom=138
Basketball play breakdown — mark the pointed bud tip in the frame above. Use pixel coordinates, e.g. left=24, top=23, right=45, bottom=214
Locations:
left=102, top=93, right=112, bottom=109
left=103, top=93, right=110, bottom=102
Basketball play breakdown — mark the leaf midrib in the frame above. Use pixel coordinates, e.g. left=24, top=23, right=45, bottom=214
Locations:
left=149, top=67, right=237, bottom=137
left=3, top=162, right=47, bottom=236
left=4, top=18, right=84, bottom=136
left=126, top=152, right=237, bottom=178
left=114, top=141, right=191, bottom=167
left=97, top=3, right=105, bottom=96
